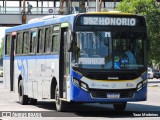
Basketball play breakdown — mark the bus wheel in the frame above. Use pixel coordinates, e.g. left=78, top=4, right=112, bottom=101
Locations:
left=113, top=102, right=127, bottom=111
left=29, top=98, right=37, bottom=105
left=19, top=80, right=28, bottom=105
left=55, top=85, right=67, bottom=112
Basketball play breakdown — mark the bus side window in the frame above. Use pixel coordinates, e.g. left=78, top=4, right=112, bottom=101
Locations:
left=51, top=26, right=60, bottom=53
left=5, top=34, right=11, bottom=56
left=14, top=34, right=17, bottom=55
left=51, top=34, right=60, bottom=53
left=16, top=33, right=22, bottom=55
left=22, top=31, right=29, bottom=55
left=30, top=30, right=37, bottom=54
left=37, top=29, right=44, bottom=54
left=44, top=27, right=51, bottom=53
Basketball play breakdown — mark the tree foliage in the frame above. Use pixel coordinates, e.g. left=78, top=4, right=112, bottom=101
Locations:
left=116, top=0, right=160, bottom=63
left=0, top=38, right=4, bottom=58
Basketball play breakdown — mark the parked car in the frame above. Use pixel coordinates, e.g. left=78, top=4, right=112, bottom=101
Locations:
left=0, top=66, right=3, bottom=77
left=148, top=68, right=153, bottom=79
left=153, top=69, right=160, bottom=79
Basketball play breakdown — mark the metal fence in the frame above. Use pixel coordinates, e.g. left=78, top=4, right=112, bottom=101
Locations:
left=0, top=6, right=115, bottom=15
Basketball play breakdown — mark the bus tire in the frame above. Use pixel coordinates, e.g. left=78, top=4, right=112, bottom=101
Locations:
left=55, top=85, right=68, bottom=112
left=30, top=98, right=37, bottom=105
left=113, top=102, right=127, bottom=111
left=19, top=80, right=28, bottom=105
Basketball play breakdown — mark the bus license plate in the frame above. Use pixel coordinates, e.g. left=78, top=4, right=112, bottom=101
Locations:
left=107, top=93, right=120, bottom=98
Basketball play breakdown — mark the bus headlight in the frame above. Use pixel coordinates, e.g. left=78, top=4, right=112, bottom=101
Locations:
left=137, top=82, right=143, bottom=91
left=137, top=79, right=148, bottom=91
left=143, top=79, right=147, bottom=87
left=81, top=82, right=88, bottom=91
left=72, top=77, right=88, bottom=91
left=73, top=77, right=80, bottom=87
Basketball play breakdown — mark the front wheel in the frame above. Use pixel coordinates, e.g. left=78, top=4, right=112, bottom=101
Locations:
left=29, top=98, right=37, bottom=105
left=113, top=102, right=127, bottom=111
left=19, top=80, right=28, bottom=105
left=55, top=85, right=68, bottom=112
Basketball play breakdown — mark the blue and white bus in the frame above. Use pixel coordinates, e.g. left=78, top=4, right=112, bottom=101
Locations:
left=3, top=12, right=148, bottom=111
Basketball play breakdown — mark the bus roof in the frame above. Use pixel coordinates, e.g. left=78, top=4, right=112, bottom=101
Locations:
left=5, top=12, right=140, bottom=33
left=87, top=11, right=134, bottom=15
left=5, top=14, right=77, bottom=33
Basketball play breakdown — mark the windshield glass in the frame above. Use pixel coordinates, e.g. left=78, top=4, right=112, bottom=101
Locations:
left=71, top=31, right=145, bottom=70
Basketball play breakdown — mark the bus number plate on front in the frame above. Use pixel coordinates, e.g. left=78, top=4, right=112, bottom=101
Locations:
left=107, top=93, right=120, bottom=98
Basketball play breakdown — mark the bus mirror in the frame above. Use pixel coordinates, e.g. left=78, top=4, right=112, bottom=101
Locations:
left=68, top=41, right=73, bottom=52
left=68, top=31, right=74, bottom=52
left=104, top=32, right=110, bottom=46
left=104, top=37, right=109, bottom=46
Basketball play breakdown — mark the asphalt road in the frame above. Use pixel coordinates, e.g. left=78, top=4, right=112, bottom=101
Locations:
left=0, top=78, right=160, bottom=120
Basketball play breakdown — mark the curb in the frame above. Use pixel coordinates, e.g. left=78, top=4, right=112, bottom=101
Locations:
left=148, top=84, right=159, bottom=87
left=148, top=84, right=160, bottom=87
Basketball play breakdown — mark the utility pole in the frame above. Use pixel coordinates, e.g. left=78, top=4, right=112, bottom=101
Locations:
left=22, top=0, right=26, bottom=24
left=96, top=0, right=99, bottom=12
left=5, top=0, right=6, bottom=14
left=114, top=0, right=116, bottom=9
left=59, top=0, right=65, bottom=14
left=79, top=0, right=86, bottom=13
left=66, top=0, right=70, bottom=14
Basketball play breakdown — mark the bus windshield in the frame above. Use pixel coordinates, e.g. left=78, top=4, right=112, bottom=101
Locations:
left=71, top=31, right=146, bottom=70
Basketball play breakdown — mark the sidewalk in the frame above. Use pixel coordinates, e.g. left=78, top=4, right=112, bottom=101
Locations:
left=0, top=77, right=3, bottom=83
left=148, top=79, right=160, bottom=87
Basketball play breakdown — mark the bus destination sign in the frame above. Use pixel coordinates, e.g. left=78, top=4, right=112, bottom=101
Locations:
left=81, top=17, right=136, bottom=26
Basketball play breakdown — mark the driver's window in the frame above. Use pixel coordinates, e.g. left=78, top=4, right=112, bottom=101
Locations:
left=77, top=32, right=88, bottom=57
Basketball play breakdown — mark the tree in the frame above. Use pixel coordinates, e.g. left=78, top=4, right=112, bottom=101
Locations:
left=0, top=37, right=4, bottom=58
left=116, top=0, right=160, bottom=64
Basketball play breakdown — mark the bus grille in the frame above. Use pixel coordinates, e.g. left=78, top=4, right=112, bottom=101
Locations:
left=84, top=73, right=138, bottom=80
left=90, top=89, right=135, bottom=98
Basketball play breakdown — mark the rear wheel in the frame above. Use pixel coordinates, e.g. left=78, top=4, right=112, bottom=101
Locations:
left=113, top=102, right=127, bottom=111
left=19, top=80, right=28, bottom=105
left=55, top=85, right=68, bottom=112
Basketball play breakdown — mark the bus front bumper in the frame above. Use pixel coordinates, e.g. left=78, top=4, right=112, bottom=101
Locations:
left=70, top=84, right=147, bottom=103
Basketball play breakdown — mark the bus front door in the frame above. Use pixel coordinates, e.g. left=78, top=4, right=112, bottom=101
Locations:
left=59, top=27, right=69, bottom=99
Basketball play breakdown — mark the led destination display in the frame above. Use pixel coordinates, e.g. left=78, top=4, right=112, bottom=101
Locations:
left=74, top=14, right=146, bottom=27
left=82, top=17, right=136, bottom=26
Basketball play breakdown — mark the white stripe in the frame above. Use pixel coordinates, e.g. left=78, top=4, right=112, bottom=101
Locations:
left=81, top=77, right=142, bottom=89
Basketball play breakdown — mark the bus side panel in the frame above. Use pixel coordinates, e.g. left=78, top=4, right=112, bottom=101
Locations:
left=3, top=58, right=10, bottom=90
left=14, top=56, right=29, bottom=95
left=35, top=55, right=45, bottom=100
left=14, top=56, right=21, bottom=94
left=35, top=55, right=59, bottom=100
left=20, top=57, right=29, bottom=96
left=43, top=55, right=53, bottom=99
left=39, top=55, right=51, bottom=99
left=44, top=55, right=59, bottom=99
left=36, top=76, right=43, bottom=100
left=27, top=56, right=36, bottom=98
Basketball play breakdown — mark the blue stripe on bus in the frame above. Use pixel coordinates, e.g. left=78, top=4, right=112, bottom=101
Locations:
left=141, top=72, right=147, bottom=80
left=71, top=69, right=83, bottom=80
left=3, top=54, right=59, bottom=60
